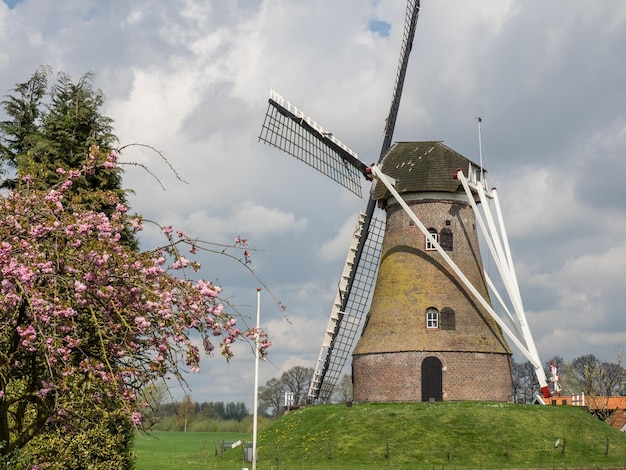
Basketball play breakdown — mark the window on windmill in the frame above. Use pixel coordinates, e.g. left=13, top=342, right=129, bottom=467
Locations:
left=426, top=307, right=439, bottom=329
left=440, top=308, right=456, bottom=330
left=425, top=228, right=438, bottom=251
left=440, top=228, right=453, bottom=251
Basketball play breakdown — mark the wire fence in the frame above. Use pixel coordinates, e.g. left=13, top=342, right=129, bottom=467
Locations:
left=242, top=437, right=626, bottom=470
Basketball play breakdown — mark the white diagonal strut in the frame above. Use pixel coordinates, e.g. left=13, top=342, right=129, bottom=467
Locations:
left=369, top=165, right=550, bottom=398
left=455, top=170, right=549, bottom=398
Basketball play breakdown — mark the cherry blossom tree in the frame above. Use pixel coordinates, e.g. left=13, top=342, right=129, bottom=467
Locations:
left=0, top=146, right=270, bottom=462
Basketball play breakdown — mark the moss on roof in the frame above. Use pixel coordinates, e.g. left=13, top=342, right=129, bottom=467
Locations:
left=372, top=141, right=484, bottom=200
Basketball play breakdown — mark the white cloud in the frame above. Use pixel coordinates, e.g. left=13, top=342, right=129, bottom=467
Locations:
left=183, top=201, right=307, bottom=241
left=494, top=165, right=580, bottom=238
left=317, top=215, right=360, bottom=263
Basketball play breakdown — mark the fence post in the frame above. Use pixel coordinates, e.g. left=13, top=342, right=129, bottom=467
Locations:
left=605, top=437, right=609, bottom=456
left=560, top=438, right=566, bottom=457
left=505, top=440, right=509, bottom=459
left=386, top=441, right=390, bottom=460
left=328, top=441, right=332, bottom=460
left=448, top=442, right=452, bottom=461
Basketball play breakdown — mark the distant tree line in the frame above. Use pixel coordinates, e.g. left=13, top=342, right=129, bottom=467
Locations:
left=512, top=353, right=626, bottom=404
left=144, top=393, right=253, bottom=432
left=158, top=399, right=249, bottom=422
left=258, top=366, right=353, bottom=417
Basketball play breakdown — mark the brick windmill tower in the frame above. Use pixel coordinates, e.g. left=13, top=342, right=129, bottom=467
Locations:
left=259, top=1, right=551, bottom=403
left=351, top=141, right=512, bottom=402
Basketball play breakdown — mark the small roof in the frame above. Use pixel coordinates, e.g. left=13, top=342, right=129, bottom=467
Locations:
left=372, top=141, right=484, bottom=201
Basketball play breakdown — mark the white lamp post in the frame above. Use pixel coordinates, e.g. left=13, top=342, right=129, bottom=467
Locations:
left=251, top=288, right=261, bottom=470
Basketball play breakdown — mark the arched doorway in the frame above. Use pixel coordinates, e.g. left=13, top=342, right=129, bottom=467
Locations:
left=422, top=356, right=443, bottom=402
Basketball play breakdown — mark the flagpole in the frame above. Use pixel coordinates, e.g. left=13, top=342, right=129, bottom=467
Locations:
left=252, top=288, right=261, bottom=470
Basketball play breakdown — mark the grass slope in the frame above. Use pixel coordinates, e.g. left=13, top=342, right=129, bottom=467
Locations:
left=249, top=402, right=626, bottom=469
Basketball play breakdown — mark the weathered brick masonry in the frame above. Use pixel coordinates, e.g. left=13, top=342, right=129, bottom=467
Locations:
left=352, top=142, right=513, bottom=403
left=353, top=351, right=513, bottom=402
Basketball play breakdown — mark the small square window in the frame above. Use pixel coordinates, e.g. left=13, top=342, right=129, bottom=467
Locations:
left=426, top=308, right=439, bottom=329
left=425, top=229, right=438, bottom=251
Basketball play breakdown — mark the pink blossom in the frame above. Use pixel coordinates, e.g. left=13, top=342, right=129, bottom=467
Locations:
left=131, top=217, right=143, bottom=231
left=134, top=316, right=151, bottom=329
left=172, top=257, right=189, bottom=269
left=0, top=146, right=272, bottom=445
left=130, top=411, right=143, bottom=426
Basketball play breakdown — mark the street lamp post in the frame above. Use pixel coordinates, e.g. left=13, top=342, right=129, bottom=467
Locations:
left=251, top=288, right=261, bottom=470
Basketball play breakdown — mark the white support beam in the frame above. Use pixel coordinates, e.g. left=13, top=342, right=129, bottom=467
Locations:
left=370, top=165, right=550, bottom=397
left=455, top=171, right=549, bottom=397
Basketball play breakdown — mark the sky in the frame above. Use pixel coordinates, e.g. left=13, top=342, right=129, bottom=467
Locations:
left=1, top=0, right=626, bottom=409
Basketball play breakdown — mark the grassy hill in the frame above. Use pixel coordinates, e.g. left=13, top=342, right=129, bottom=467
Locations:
left=247, top=401, right=626, bottom=469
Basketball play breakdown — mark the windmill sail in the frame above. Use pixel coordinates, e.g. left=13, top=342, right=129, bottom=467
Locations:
left=379, top=0, right=421, bottom=156
left=309, top=0, right=421, bottom=401
left=259, top=89, right=367, bottom=198
left=308, top=213, right=385, bottom=402
left=259, top=1, right=422, bottom=402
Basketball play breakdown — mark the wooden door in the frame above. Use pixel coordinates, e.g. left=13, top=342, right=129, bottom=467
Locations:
left=422, top=356, right=443, bottom=402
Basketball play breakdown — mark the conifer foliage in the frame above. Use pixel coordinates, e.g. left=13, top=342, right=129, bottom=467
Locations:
left=0, top=67, right=119, bottom=196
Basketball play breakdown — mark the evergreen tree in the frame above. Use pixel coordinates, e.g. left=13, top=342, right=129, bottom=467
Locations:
left=0, top=66, right=48, bottom=174
left=1, top=69, right=129, bottom=212
left=1, top=69, right=134, bottom=248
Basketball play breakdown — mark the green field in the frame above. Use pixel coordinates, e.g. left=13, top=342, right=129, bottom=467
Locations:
left=135, top=402, right=626, bottom=469
left=134, top=431, right=252, bottom=470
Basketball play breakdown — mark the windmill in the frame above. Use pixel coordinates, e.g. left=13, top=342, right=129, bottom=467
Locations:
left=258, top=1, right=552, bottom=403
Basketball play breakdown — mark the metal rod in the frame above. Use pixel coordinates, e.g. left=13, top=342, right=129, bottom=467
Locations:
left=252, top=288, right=261, bottom=470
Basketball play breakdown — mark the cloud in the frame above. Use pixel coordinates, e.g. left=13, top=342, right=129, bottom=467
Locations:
left=317, top=214, right=361, bottom=263
left=182, top=201, right=308, bottom=242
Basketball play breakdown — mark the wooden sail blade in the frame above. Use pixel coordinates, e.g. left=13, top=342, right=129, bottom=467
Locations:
left=308, top=1, right=422, bottom=403
left=378, top=0, right=421, bottom=159
left=308, top=212, right=385, bottom=403
left=259, top=89, right=366, bottom=198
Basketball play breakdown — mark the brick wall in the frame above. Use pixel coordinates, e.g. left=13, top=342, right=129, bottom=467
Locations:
left=353, top=350, right=513, bottom=402
left=352, top=194, right=514, bottom=402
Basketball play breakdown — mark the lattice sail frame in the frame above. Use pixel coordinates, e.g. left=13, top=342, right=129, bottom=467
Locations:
left=308, top=213, right=385, bottom=403
left=260, top=0, right=423, bottom=403
left=259, top=89, right=366, bottom=198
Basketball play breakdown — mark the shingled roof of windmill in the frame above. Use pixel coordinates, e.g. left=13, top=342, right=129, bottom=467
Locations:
left=372, top=141, right=484, bottom=200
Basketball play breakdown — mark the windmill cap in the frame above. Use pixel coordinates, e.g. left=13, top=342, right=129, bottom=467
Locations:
left=373, top=141, right=485, bottom=201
